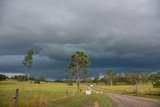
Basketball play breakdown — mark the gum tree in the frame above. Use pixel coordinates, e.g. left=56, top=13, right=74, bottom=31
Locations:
left=106, top=69, right=117, bottom=86
left=67, top=50, right=91, bottom=92
left=23, top=49, right=34, bottom=81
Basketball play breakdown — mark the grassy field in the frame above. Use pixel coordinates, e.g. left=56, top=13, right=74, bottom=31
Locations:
left=1, top=81, right=160, bottom=107
left=92, top=84, right=160, bottom=99
left=0, top=80, right=111, bottom=107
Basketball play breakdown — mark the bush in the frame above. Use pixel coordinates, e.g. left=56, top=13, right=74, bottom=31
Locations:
left=0, top=74, right=7, bottom=81
left=35, top=80, right=40, bottom=84
left=149, top=71, right=160, bottom=88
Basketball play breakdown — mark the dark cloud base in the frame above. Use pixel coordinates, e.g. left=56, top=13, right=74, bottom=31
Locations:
left=0, top=0, right=160, bottom=79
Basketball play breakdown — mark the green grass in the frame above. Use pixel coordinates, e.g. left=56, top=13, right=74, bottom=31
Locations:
left=48, top=94, right=111, bottom=107
left=0, top=80, right=111, bottom=107
left=92, top=84, right=160, bottom=99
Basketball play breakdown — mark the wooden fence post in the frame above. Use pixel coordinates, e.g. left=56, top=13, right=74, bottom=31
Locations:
left=14, top=89, right=19, bottom=107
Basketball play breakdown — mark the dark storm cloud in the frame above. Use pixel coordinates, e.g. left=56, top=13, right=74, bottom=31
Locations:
left=0, top=0, right=160, bottom=78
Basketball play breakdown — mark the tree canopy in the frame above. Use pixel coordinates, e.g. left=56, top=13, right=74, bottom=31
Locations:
left=23, top=49, right=34, bottom=68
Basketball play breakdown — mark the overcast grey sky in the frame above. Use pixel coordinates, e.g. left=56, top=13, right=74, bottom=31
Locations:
left=0, top=0, right=160, bottom=79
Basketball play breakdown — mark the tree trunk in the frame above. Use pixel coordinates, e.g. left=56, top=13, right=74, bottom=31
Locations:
left=27, top=72, right=29, bottom=81
left=77, top=76, right=80, bottom=92
left=23, top=66, right=27, bottom=91
left=77, top=83, right=80, bottom=93
left=110, top=77, right=113, bottom=86
left=76, top=63, right=81, bottom=93
left=24, top=66, right=27, bottom=81
left=135, top=81, right=138, bottom=94
left=110, top=80, right=113, bottom=86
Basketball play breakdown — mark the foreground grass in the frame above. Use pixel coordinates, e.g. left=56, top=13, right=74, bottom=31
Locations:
left=92, top=84, right=160, bottom=99
left=48, top=94, right=111, bottom=107
left=0, top=80, right=111, bottom=107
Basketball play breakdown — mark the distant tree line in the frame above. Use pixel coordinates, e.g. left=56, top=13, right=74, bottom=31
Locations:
left=10, top=75, right=28, bottom=81
left=92, top=70, right=149, bottom=86
left=1, top=70, right=160, bottom=88
left=0, top=74, right=47, bottom=83
left=10, top=75, right=47, bottom=83
left=81, top=69, right=160, bottom=88
left=65, top=69, right=160, bottom=89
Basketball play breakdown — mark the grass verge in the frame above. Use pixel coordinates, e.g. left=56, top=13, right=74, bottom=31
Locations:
left=92, top=84, right=160, bottom=99
left=47, top=93, right=112, bottom=107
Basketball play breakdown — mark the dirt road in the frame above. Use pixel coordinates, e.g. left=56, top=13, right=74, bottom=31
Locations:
left=107, top=93, right=160, bottom=107
left=89, top=87, right=160, bottom=107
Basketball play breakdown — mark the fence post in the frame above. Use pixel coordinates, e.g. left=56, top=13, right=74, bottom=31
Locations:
left=14, top=89, right=19, bottom=107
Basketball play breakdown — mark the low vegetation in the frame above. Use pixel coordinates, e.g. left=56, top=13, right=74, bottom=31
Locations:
left=0, top=80, right=111, bottom=107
